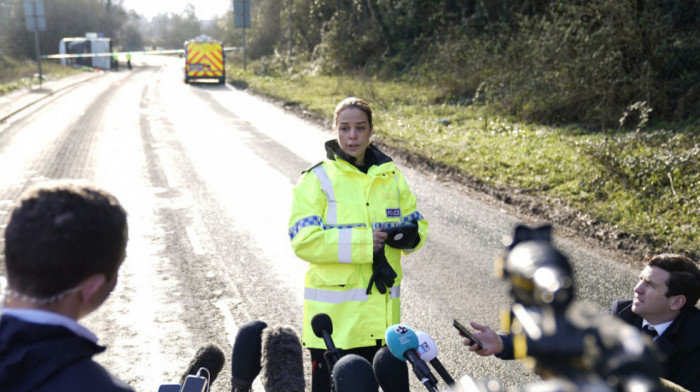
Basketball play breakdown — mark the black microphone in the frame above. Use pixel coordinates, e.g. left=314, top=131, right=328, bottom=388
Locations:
left=311, top=313, right=342, bottom=370
left=331, top=354, right=378, bottom=392
left=231, top=320, right=268, bottom=391
left=260, top=324, right=305, bottom=392
left=372, top=346, right=410, bottom=392
left=178, top=343, right=226, bottom=387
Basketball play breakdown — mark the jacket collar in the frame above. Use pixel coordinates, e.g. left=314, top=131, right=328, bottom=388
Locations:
left=324, top=139, right=392, bottom=173
left=647, top=307, right=699, bottom=358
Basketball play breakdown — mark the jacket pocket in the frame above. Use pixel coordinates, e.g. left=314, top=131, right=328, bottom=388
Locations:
left=308, top=263, right=361, bottom=287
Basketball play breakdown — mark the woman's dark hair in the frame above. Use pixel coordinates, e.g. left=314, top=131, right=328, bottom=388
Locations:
left=646, top=253, right=700, bottom=312
left=3, top=181, right=128, bottom=298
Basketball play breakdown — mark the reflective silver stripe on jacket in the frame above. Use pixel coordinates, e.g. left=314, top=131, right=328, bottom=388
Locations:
left=312, top=165, right=337, bottom=225
left=304, top=287, right=368, bottom=303
left=338, top=228, right=352, bottom=263
left=314, top=164, right=354, bottom=263
left=305, top=284, right=402, bottom=303
left=390, top=285, right=401, bottom=299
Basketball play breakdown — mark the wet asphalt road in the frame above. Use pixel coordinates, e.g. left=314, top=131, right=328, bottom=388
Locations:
left=0, top=56, right=640, bottom=391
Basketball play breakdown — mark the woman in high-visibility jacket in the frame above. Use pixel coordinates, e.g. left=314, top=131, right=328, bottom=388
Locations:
left=288, top=97, right=428, bottom=391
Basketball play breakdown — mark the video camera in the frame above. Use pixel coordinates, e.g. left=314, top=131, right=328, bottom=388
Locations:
left=491, top=224, right=664, bottom=391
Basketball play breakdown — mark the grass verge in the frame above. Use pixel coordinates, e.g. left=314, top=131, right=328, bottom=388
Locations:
left=229, top=65, right=699, bottom=260
left=0, top=56, right=83, bottom=94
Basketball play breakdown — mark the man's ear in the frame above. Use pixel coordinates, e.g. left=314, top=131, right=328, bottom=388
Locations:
left=669, top=294, right=686, bottom=312
left=79, top=274, right=107, bottom=303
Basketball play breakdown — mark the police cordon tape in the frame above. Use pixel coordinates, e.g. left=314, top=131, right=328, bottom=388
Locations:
left=41, top=47, right=242, bottom=59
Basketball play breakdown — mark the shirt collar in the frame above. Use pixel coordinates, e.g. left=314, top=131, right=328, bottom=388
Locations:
left=1, top=308, right=99, bottom=343
left=641, top=319, right=673, bottom=338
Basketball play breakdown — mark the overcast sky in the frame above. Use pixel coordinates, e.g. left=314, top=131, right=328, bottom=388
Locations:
left=119, top=0, right=232, bottom=20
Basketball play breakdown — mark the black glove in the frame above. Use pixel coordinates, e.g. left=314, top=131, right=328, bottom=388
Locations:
left=384, top=221, right=420, bottom=249
left=366, top=246, right=397, bottom=295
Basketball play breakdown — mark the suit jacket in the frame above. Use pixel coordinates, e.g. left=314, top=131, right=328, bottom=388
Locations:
left=611, top=299, right=700, bottom=392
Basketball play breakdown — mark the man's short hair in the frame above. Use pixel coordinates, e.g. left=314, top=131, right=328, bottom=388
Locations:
left=3, top=181, right=128, bottom=300
left=645, top=253, right=700, bottom=312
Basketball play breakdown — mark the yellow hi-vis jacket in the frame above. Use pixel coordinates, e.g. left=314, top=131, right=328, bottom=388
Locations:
left=288, top=141, right=428, bottom=350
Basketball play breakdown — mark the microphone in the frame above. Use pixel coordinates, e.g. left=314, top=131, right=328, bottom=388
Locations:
left=416, top=331, right=456, bottom=387
left=231, top=320, right=268, bottom=391
left=260, top=324, right=305, bottom=392
left=385, top=324, right=439, bottom=392
left=372, top=346, right=410, bottom=392
left=311, top=313, right=342, bottom=370
left=331, top=354, right=379, bottom=392
left=178, top=343, right=226, bottom=390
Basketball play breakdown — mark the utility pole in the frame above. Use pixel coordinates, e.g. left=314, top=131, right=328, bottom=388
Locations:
left=288, top=0, right=293, bottom=59
left=233, top=0, right=250, bottom=71
left=24, top=0, right=46, bottom=87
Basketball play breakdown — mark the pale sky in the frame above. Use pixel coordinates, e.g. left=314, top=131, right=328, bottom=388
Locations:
left=119, top=0, right=232, bottom=20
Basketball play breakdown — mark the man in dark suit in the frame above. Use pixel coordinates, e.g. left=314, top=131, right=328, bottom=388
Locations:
left=462, top=253, right=699, bottom=391
left=610, top=254, right=700, bottom=392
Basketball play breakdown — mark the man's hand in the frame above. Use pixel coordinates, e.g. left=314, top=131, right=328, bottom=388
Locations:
left=460, top=321, right=504, bottom=357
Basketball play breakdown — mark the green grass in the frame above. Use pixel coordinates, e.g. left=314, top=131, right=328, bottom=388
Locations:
left=230, top=64, right=699, bottom=259
left=0, top=56, right=82, bottom=94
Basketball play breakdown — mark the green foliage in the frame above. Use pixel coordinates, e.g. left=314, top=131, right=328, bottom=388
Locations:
left=0, top=0, right=131, bottom=56
left=234, top=0, right=698, bottom=125
left=231, top=64, right=700, bottom=257
left=3, top=0, right=128, bottom=57
left=416, top=0, right=699, bottom=126
left=311, top=3, right=385, bottom=73
left=247, top=0, right=281, bottom=58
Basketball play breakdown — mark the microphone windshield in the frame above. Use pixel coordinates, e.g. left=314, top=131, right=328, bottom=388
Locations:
left=332, top=354, right=378, bottom=392
left=260, top=324, right=305, bottom=392
left=179, top=343, right=226, bottom=386
left=231, top=320, right=268, bottom=390
left=415, top=331, right=438, bottom=362
left=311, top=313, right=333, bottom=337
left=373, top=346, right=409, bottom=392
left=385, top=324, right=419, bottom=361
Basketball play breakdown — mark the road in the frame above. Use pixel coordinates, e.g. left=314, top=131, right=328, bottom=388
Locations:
left=0, top=56, right=641, bottom=391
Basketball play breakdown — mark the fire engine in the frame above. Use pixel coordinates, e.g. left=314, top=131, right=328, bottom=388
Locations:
left=184, top=36, right=225, bottom=84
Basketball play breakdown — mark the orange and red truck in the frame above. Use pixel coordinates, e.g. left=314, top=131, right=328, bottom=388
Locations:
left=184, top=37, right=225, bottom=84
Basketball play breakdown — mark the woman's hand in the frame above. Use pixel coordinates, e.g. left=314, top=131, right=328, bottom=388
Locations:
left=373, top=229, right=388, bottom=253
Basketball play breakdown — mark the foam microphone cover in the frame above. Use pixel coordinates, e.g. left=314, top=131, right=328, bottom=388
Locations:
left=260, top=324, right=305, bottom=392
left=415, top=331, right=438, bottom=362
left=311, top=313, right=333, bottom=337
left=231, top=319, right=268, bottom=390
left=372, top=346, right=409, bottom=392
left=332, top=354, right=378, bottom=392
left=179, top=343, right=226, bottom=386
left=385, top=324, right=419, bottom=360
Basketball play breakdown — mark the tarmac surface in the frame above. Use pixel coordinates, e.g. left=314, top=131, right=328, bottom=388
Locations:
left=0, top=70, right=103, bottom=123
